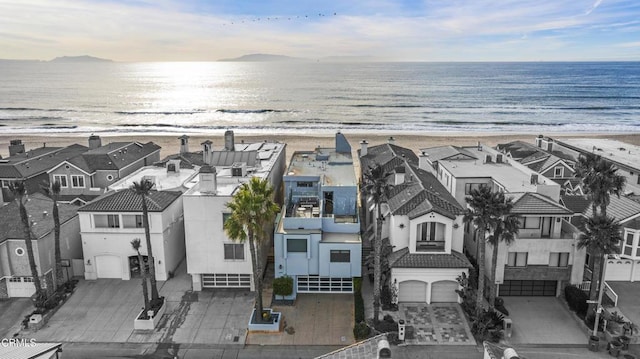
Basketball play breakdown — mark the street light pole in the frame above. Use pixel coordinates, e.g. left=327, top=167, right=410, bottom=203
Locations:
left=592, top=253, right=608, bottom=337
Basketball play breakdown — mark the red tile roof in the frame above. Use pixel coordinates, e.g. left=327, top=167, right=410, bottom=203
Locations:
left=78, top=190, right=181, bottom=213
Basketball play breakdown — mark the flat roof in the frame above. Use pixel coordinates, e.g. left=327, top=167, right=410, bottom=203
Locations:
left=560, top=138, right=640, bottom=170
left=185, top=141, right=285, bottom=197
left=440, top=160, right=540, bottom=192
left=109, top=165, right=198, bottom=192
left=287, top=149, right=356, bottom=187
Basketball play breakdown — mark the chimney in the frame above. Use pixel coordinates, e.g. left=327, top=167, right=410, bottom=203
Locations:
left=224, top=130, right=235, bottom=151
left=201, top=140, right=213, bottom=164
left=9, top=139, right=25, bottom=156
left=394, top=166, right=406, bottom=185
left=199, top=165, right=217, bottom=194
left=88, top=135, right=102, bottom=149
left=179, top=135, right=190, bottom=154
left=418, top=151, right=430, bottom=171
left=546, top=139, right=553, bottom=152
left=360, top=140, right=368, bottom=157
left=477, top=141, right=483, bottom=152
left=536, top=135, right=543, bottom=148
left=388, top=136, right=395, bottom=144
left=377, top=338, right=391, bottom=359
left=42, top=211, right=48, bottom=218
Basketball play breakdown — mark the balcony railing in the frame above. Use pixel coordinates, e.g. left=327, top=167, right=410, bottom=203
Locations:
left=416, top=241, right=445, bottom=252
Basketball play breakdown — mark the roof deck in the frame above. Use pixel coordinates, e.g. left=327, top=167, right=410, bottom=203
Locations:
left=287, top=149, right=356, bottom=187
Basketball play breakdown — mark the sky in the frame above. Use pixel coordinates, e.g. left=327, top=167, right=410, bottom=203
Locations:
left=1, top=0, right=640, bottom=62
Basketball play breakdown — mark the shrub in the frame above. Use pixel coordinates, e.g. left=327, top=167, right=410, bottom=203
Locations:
left=273, top=276, right=294, bottom=296
left=381, top=286, right=398, bottom=311
left=564, top=285, right=588, bottom=317
left=471, top=308, right=504, bottom=343
left=495, top=297, right=509, bottom=316
left=374, top=317, right=398, bottom=333
left=353, top=322, right=370, bottom=340
left=353, top=277, right=362, bottom=293
left=354, top=289, right=365, bottom=323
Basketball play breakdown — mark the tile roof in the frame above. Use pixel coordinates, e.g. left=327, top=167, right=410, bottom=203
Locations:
left=584, top=194, right=640, bottom=222
left=511, top=192, right=573, bottom=215
left=0, top=144, right=88, bottom=179
left=0, top=193, right=79, bottom=243
left=78, top=190, right=181, bottom=213
left=560, top=195, right=591, bottom=214
left=359, top=143, right=418, bottom=173
left=389, top=248, right=472, bottom=269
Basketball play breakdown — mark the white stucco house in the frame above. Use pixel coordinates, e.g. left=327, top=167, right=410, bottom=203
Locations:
left=183, top=134, right=286, bottom=291
left=359, top=140, right=472, bottom=304
left=78, top=189, right=185, bottom=281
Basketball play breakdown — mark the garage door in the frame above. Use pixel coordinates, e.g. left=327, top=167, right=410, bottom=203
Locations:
left=202, top=274, right=251, bottom=288
left=297, top=276, right=353, bottom=293
left=398, top=281, right=427, bottom=303
left=6, top=277, right=35, bottom=297
left=95, top=255, right=123, bottom=278
left=605, top=260, right=633, bottom=281
left=499, top=280, right=557, bottom=296
left=431, top=280, right=459, bottom=303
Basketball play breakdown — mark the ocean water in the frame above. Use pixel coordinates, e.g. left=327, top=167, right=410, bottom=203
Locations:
left=0, top=61, right=639, bottom=135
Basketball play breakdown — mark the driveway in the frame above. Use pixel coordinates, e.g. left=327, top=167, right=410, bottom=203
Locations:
left=0, top=298, right=33, bottom=338
left=29, top=260, right=253, bottom=345
left=399, top=303, right=476, bottom=345
left=503, top=297, right=586, bottom=344
left=607, top=281, right=640, bottom=326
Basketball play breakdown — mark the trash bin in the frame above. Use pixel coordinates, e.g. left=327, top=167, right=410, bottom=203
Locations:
left=588, top=335, right=600, bottom=352
left=503, top=318, right=513, bottom=338
left=398, top=319, right=406, bottom=341
left=609, top=339, right=622, bottom=357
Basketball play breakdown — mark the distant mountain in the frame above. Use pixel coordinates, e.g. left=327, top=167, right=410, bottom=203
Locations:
left=218, top=54, right=304, bottom=62
left=50, top=55, right=113, bottom=63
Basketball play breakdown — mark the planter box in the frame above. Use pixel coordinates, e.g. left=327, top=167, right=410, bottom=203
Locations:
left=134, top=301, right=166, bottom=330
left=247, top=308, right=282, bottom=333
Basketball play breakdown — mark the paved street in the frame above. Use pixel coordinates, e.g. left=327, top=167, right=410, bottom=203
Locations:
left=0, top=298, right=32, bottom=339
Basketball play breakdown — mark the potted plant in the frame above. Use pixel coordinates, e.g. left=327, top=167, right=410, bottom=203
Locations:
left=272, top=276, right=293, bottom=300
left=607, top=311, right=625, bottom=335
left=608, top=339, right=623, bottom=357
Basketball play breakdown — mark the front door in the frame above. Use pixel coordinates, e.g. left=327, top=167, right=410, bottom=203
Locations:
left=541, top=217, right=552, bottom=238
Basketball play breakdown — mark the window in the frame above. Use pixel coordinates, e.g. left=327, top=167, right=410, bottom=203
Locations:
left=9, top=277, right=22, bottom=283
left=549, top=252, right=570, bottom=267
left=122, top=214, right=144, bottom=228
left=520, top=217, right=541, bottom=229
left=330, top=250, right=350, bottom=262
left=224, top=243, right=244, bottom=260
left=1, top=180, right=9, bottom=188
left=107, top=215, right=119, bottom=228
left=287, top=238, right=307, bottom=253
left=623, top=232, right=635, bottom=256
left=507, top=252, right=528, bottom=267
left=222, top=213, right=232, bottom=224
left=15, top=247, right=25, bottom=256
left=71, top=175, right=85, bottom=188
left=554, top=167, right=564, bottom=177
left=53, top=175, right=68, bottom=188
left=297, top=182, right=314, bottom=188
left=464, top=183, right=484, bottom=195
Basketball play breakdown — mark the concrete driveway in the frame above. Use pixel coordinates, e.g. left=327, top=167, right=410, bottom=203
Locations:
left=29, top=261, right=253, bottom=345
left=0, top=298, right=33, bottom=338
left=503, top=297, right=586, bottom=344
left=607, top=281, right=640, bottom=326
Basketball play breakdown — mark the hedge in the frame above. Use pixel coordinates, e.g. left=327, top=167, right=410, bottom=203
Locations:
left=564, top=285, right=589, bottom=317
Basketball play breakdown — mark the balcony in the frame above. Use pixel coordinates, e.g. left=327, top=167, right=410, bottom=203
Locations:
left=416, top=240, right=445, bottom=252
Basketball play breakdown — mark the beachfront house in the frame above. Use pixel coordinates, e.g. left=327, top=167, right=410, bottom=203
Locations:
left=273, top=133, right=361, bottom=297
left=0, top=193, right=82, bottom=298
left=421, top=144, right=584, bottom=297
left=78, top=189, right=184, bottom=281
left=183, top=133, right=286, bottom=291
left=358, top=139, right=471, bottom=304
left=46, top=135, right=161, bottom=205
left=0, top=140, right=89, bottom=203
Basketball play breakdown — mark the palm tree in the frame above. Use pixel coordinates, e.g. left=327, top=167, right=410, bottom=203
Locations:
left=578, top=215, right=622, bottom=316
left=224, top=177, right=279, bottom=324
left=486, top=203, right=519, bottom=308
left=9, top=181, right=44, bottom=299
left=577, top=153, right=626, bottom=217
left=42, top=180, right=64, bottom=290
left=130, top=179, right=160, bottom=303
left=463, top=185, right=505, bottom=315
left=131, top=238, right=150, bottom=314
left=362, top=164, right=393, bottom=323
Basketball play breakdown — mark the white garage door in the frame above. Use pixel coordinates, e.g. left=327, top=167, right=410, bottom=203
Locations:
left=297, top=276, right=353, bottom=293
left=95, top=255, right=123, bottom=278
left=6, top=277, right=35, bottom=297
left=398, top=281, right=427, bottom=303
left=202, top=274, right=251, bottom=288
left=605, top=260, right=633, bottom=281
left=430, top=281, right=459, bottom=303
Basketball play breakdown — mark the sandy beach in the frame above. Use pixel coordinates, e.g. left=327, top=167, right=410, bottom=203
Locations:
left=1, top=132, right=640, bottom=160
